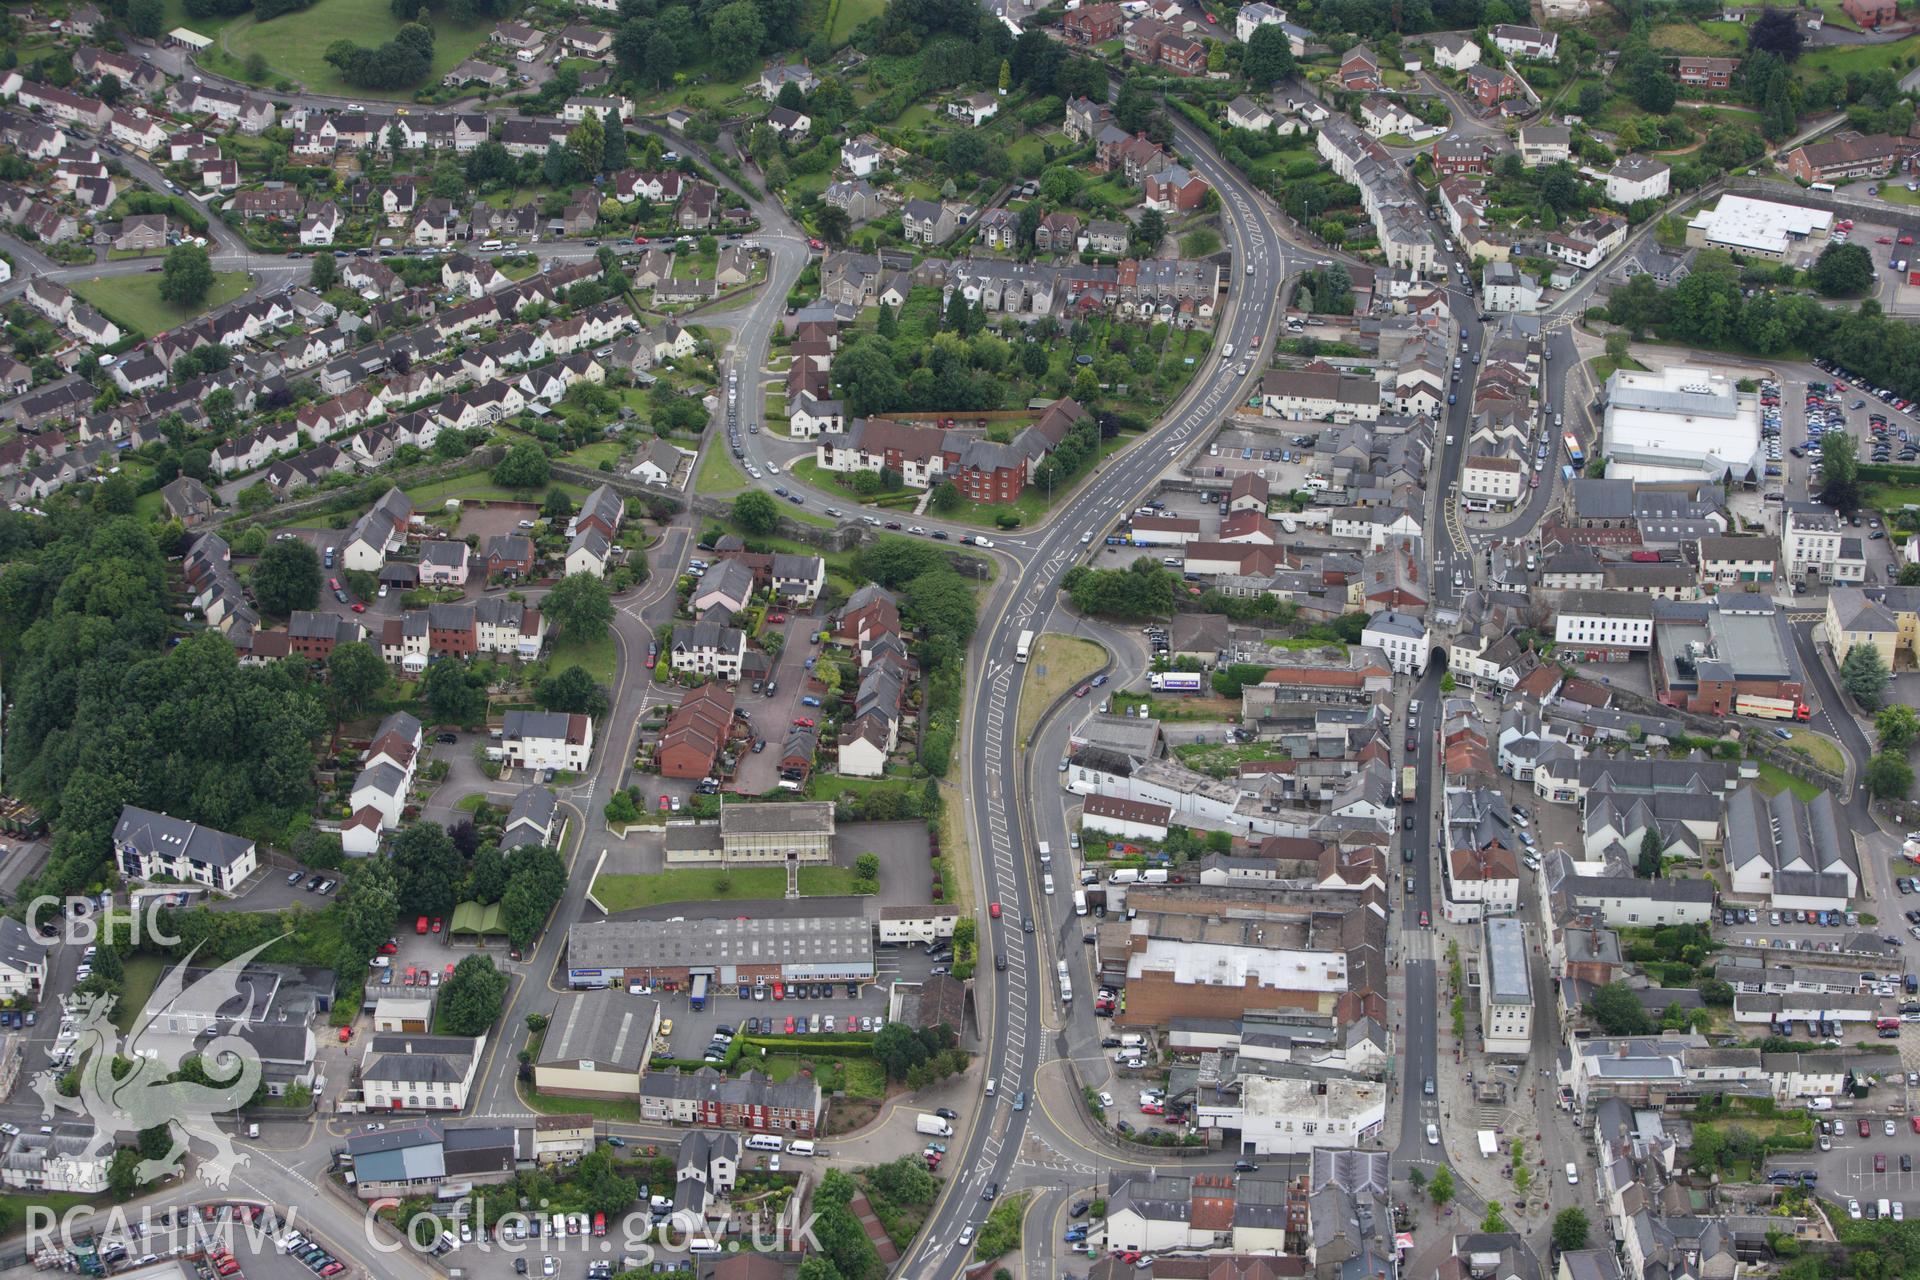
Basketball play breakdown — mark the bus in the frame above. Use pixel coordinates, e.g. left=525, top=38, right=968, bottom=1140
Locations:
left=1811, top=182, right=1837, bottom=194
left=1563, top=433, right=1585, bottom=468
left=689, top=973, right=708, bottom=1010
left=1015, top=629, right=1035, bottom=663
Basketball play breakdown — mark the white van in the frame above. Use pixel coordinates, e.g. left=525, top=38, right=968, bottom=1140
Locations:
left=1566, top=1163, right=1579, bottom=1184
left=1042, top=874, right=1055, bottom=895
left=745, top=1134, right=783, bottom=1152
left=786, top=1140, right=815, bottom=1157
left=688, top=1240, right=722, bottom=1256
left=985, top=1077, right=997, bottom=1096
left=480, top=238, right=502, bottom=251
left=1222, top=343, right=1235, bottom=359
left=1073, top=890, right=1088, bottom=916
left=1037, top=841, right=1052, bottom=865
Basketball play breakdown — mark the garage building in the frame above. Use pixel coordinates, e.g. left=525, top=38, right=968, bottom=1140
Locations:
left=566, top=915, right=875, bottom=989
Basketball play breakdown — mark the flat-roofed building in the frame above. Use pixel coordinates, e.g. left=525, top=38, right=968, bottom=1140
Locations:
left=1482, top=918, right=1532, bottom=1056
left=1601, top=365, right=1761, bottom=484
left=1685, top=195, right=1832, bottom=262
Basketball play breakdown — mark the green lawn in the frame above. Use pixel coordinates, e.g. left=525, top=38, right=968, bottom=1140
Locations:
left=71, top=270, right=252, bottom=340
left=545, top=629, right=618, bottom=686
left=1651, top=21, right=1742, bottom=54
left=403, top=474, right=591, bottom=508
left=759, top=1049, right=886, bottom=1098
left=222, top=0, right=493, bottom=98
left=594, top=865, right=867, bottom=910
left=1776, top=727, right=1847, bottom=778
left=791, top=457, right=896, bottom=505
left=562, top=440, right=627, bottom=469
left=1588, top=353, right=1649, bottom=382
left=696, top=446, right=748, bottom=494
left=115, top=954, right=169, bottom=1035
left=0, top=1193, right=107, bottom=1239
left=1752, top=761, right=1824, bottom=803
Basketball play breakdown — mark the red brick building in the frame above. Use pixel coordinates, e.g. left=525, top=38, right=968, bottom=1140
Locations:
left=426, top=603, right=478, bottom=658
left=1675, top=56, right=1739, bottom=89
left=287, top=611, right=363, bottom=660
left=658, top=683, right=734, bottom=780
left=1844, top=0, right=1898, bottom=27
left=1063, top=1, right=1123, bottom=44
left=1785, top=131, right=1910, bottom=183
left=1466, top=68, right=1521, bottom=108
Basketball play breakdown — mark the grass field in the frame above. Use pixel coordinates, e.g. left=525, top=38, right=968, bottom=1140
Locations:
left=71, top=270, right=252, bottom=339
left=545, top=629, right=619, bottom=686
left=829, top=0, right=885, bottom=44
left=696, top=446, right=748, bottom=494
left=1797, top=34, right=1920, bottom=80
left=1016, top=636, right=1107, bottom=745
left=222, top=0, right=492, bottom=98
left=1651, top=22, right=1741, bottom=53
left=594, top=866, right=866, bottom=910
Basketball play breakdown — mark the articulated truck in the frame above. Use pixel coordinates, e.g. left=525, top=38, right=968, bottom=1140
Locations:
left=1735, top=694, right=1812, bottom=721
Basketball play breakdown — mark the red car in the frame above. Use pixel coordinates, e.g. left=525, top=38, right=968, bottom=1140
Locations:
left=1074, top=684, right=1090, bottom=698
left=633, top=235, right=649, bottom=244
left=1903, top=236, right=1916, bottom=246
left=1250, top=333, right=1260, bottom=347
left=351, top=602, right=366, bottom=612
left=658, top=794, right=671, bottom=811
left=1877, top=1153, right=1888, bottom=1172
left=767, top=612, right=787, bottom=623
left=1419, top=910, right=1431, bottom=927
left=328, top=578, right=340, bottom=591
left=1862, top=1118, right=1873, bottom=1137
left=989, top=902, right=1001, bottom=918
left=380, top=939, right=399, bottom=954
left=444, top=962, right=455, bottom=980
left=416, top=916, right=429, bottom=934
left=808, top=238, right=824, bottom=250
left=793, top=717, right=815, bottom=728
left=773, top=981, right=785, bottom=999
left=1878, top=237, right=1894, bottom=245
left=784, top=1015, right=795, bottom=1032
left=430, top=917, right=443, bottom=933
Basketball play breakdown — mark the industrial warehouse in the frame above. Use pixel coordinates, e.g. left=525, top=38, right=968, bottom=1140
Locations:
left=564, top=914, right=877, bottom=989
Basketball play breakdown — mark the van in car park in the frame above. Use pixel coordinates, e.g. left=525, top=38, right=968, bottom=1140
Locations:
left=787, top=1140, right=815, bottom=1157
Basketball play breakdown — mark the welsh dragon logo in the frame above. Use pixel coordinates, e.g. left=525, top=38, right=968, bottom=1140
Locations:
left=30, top=937, right=285, bottom=1189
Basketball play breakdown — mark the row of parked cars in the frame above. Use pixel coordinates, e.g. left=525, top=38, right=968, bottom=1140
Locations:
left=275, top=1228, right=345, bottom=1277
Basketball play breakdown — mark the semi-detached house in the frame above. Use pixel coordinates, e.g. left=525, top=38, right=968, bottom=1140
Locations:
left=502, top=711, right=594, bottom=772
